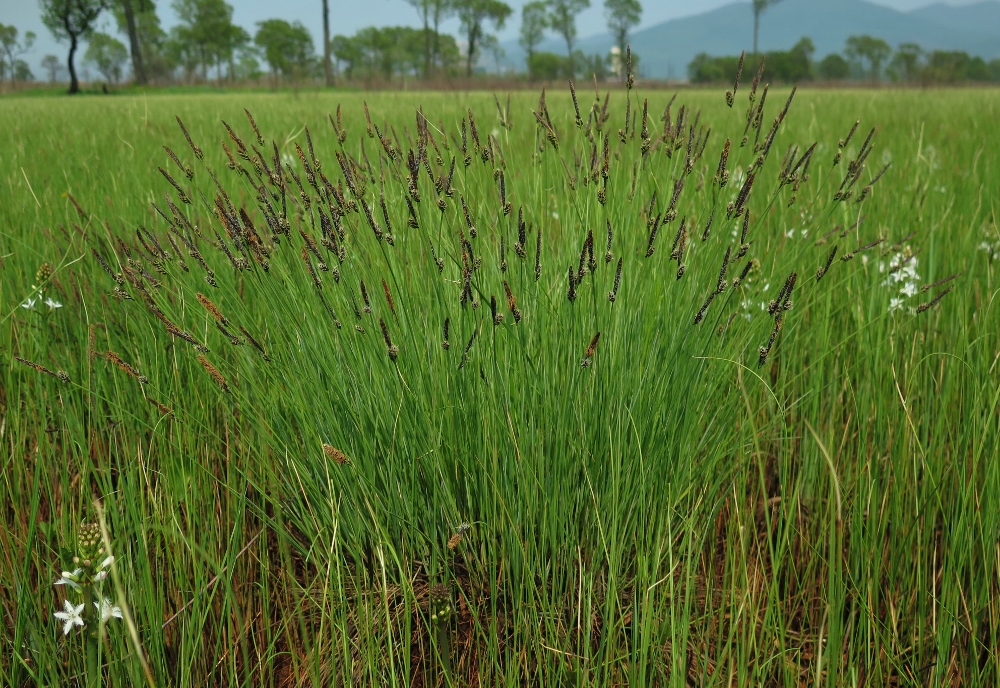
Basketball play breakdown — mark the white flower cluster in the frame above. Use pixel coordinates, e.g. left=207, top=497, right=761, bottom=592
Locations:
left=21, top=294, right=62, bottom=311
left=52, top=555, right=122, bottom=635
left=879, top=250, right=921, bottom=313
left=977, top=240, right=999, bottom=261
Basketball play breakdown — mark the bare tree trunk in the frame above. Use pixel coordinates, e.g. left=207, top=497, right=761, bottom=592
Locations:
left=753, top=10, right=760, bottom=55
left=466, top=25, right=478, bottom=78
left=122, top=0, right=147, bottom=84
left=67, top=33, right=80, bottom=94
left=322, top=0, right=333, bottom=86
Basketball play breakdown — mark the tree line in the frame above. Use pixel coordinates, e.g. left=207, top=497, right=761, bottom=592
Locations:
left=690, top=35, right=1000, bottom=85
left=6, top=0, right=645, bottom=94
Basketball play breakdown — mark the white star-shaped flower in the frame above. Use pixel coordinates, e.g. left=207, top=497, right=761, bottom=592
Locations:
left=95, top=598, right=123, bottom=623
left=45, top=297, right=63, bottom=309
left=54, top=599, right=86, bottom=635
left=21, top=297, right=37, bottom=310
left=54, top=568, right=84, bottom=592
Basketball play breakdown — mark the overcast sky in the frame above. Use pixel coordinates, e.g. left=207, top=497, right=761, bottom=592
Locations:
left=1, top=0, right=985, bottom=80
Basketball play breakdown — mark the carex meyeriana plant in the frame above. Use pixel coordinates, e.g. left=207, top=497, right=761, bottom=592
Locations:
left=14, top=45, right=977, bottom=683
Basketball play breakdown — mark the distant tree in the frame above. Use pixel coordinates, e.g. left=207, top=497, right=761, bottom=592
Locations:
left=888, top=42, right=921, bottom=83
left=844, top=34, right=891, bottom=82
left=456, top=0, right=512, bottom=77
left=40, top=0, right=108, bottom=94
left=118, top=0, right=146, bottom=83
left=170, top=0, right=242, bottom=80
left=529, top=50, right=565, bottom=80
left=575, top=50, right=608, bottom=79
left=924, top=50, right=972, bottom=83
left=42, top=53, right=63, bottom=82
left=546, top=0, right=589, bottom=77
left=112, top=1, right=168, bottom=80
left=85, top=32, right=129, bottom=84
left=688, top=52, right=736, bottom=83
left=784, top=35, right=813, bottom=81
left=404, top=0, right=433, bottom=78
left=255, top=19, right=314, bottom=83
left=967, top=55, right=989, bottom=81
left=322, top=0, right=332, bottom=85
left=480, top=33, right=504, bottom=74
left=13, top=61, right=33, bottom=81
left=519, top=1, right=547, bottom=78
left=988, top=58, right=1000, bottom=82
left=0, top=24, right=37, bottom=88
left=818, top=52, right=849, bottom=80
left=333, top=26, right=457, bottom=81
left=604, top=0, right=640, bottom=72
left=752, top=0, right=781, bottom=56
left=430, top=0, right=456, bottom=75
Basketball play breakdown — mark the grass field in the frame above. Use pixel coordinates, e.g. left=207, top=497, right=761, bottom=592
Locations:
left=1, top=82, right=998, bottom=686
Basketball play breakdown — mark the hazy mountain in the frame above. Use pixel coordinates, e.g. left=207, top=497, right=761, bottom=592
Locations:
left=499, top=0, right=1000, bottom=80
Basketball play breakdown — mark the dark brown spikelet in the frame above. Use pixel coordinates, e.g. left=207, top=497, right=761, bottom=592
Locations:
left=698, top=209, right=714, bottom=244
left=461, top=195, right=476, bottom=238
left=382, top=278, right=396, bottom=316
left=567, top=265, right=578, bottom=302
left=645, top=214, right=661, bottom=257
left=442, top=317, right=450, bottom=350
left=917, top=285, right=954, bottom=313
left=490, top=295, right=503, bottom=325
left=515, top=206, right=527, bottom=257
left=625, top=44, right=634, bottom=90
left=816, top=246, right=838, bottom=281
left=302, top=247, right=321, bottom=290
left=239, top=326, right=270, bottom=361
left=732, top=259, right=753, bottom=287
left=671, top=216, right=688, bottom=261
left=163, top=146, right=194, bottom=180
left=92, top=248, right=124, bottom=285
left=504, top=280, right=521, bottom=323
left=664, top=177, right=684, bottom=222
left=729, top=171, right=756, bottom=219
left=758, top=317, right=782, bottom=367
left=569, top=79, right=583, bottom=127
left=244, top=108, right=264, bottom=146
left=921, top=273, right=960, bottom=293
left=158, top=167, right=190, bottom=204
left=197, top=355, right=229, bottom=393
left=322, top=444, right=350, bottom=464
left=106, top=350, right=148, bottom=384
left=379, top=318, right=399, bottom=361
left=535, top=226, right=543, bottom=281
left=459, top=324, right=478, bottom=369
left=147, top=397, right=172, bottom=415
left=447, top=532, right=464, bottom=550
left=14, top=356, right=66, bottom=381
left=716, top=245, right=732, bottom=294
left=608, top=257, right=623, bottom=302
left=605, top=219, right=614, bottom=262
left=468, top=108, right=481, bottom=150
left=360, top=280, right=372, bottom=313
left=363, top=101, right=374, bottom=138
left=716, top=138, right=731, bottom=187
left=726, top=51, right=744, bottom=107
left=175, top=116, right=203, bottom=159
left=196, top=293, right=228, bottom=325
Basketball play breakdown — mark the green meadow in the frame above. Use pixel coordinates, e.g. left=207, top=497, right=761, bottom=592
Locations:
left=1, top=84, right=998, bottom=686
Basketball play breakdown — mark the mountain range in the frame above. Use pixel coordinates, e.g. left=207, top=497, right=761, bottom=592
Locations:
left=498, top=0, right=1000, bottom=80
